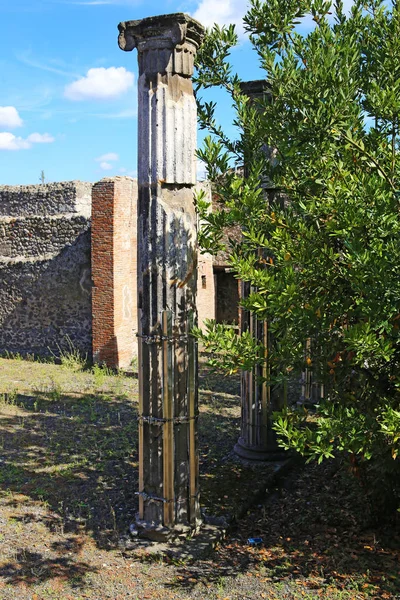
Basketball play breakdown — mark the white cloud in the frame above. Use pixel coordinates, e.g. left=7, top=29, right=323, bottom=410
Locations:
left=192, top=0, right=355, bottom=38
left=0, top=133, right=30, bottom=151
left=64, top=67, right=134, bottom=101
left=96, top=153, right=119, bottom=170
left=193, top=0, right=248, bottom=34
left=296, top=0, right=355, bottom=32
left=96, top=152, right=119, bottom=162
left=0, top=131, right=55, bottom=151
left=0, top=106, right=23, bottom=129
left=27, top=132, right=55, bottom=143
left=100, top=161, right=113, bottom=171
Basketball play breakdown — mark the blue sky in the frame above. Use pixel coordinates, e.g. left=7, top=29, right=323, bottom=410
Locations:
left=0, top=0, right=266, bottom=185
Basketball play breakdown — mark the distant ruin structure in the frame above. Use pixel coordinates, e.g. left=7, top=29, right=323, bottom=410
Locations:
left=0, top=176, right=219, bottom=369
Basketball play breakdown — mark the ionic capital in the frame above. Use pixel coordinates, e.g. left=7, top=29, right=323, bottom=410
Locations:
left=118, top=13, right=205, bottom=76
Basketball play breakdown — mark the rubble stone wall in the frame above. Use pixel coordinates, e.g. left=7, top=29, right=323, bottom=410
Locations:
left=0, top=181, right=92, bottom=358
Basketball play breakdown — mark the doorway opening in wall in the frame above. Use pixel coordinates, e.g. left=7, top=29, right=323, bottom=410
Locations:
left=214, top=268, right=240, bottom=327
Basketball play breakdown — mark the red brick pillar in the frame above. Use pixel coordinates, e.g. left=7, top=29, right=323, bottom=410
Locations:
left=91, top=176, right=137, bottom=368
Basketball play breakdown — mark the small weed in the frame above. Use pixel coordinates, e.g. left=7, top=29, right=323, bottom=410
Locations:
left=92, top=363, right=106, bottom=388
left=38, top=495, right=50, bottom=509
left=57, top=335, right=87, bottom=372
left=113, top=371, right=127, bottom=396
left=216, top=575, right=226, bottom=594
left=169, top=557, right=187, bottom=567
left=0, top=389, right=17, bottom=405
left=31, top=381, right=47, bottom=395
left=2, top=350, right=23, bottom=361
left=49, top=380, right=62, bottom=402
left=92, top=362, right=113, bottom=389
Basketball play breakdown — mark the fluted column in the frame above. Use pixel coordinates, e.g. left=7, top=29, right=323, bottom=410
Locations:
left=118, top=13, right=204, bottom=540
left=234, top=80, right=287, bottom=461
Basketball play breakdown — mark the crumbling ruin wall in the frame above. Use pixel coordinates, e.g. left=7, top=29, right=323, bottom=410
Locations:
left=0, top=177, right=215, bottom=366
left=0, top=182, right=92, bottom=358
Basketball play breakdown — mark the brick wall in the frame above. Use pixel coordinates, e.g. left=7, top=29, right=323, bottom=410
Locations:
left=91, top=177, right=137, bottom=368
left=197, top=252, right=215, bottom=329
left=196, top=182, right=217, bottom=329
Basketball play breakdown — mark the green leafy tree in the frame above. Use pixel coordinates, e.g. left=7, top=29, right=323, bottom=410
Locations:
left=195, top=0, right=400, bottom=509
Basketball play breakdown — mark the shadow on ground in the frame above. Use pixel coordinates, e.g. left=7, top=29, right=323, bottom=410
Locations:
left=0, top=362, right=399, bottom=599
left=165, top=460, right=400, bottom=599
left=0, top=391, right=139, bottom=548
left=0, top=548, right=98, bottom=588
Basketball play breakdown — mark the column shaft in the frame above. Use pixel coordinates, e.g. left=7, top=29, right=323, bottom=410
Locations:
left=119, top=13, right=204, bottom=539
left=234, top=80, right=287, bottom=461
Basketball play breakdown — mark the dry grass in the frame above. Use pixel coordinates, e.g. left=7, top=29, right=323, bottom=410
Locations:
left=0, top=355, right=398, bottom=600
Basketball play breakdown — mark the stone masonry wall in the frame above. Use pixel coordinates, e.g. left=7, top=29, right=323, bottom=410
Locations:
left=0, top=177, right=216, bottom=366
left=0, top=182, right=92, bottom=358
left=0, top=181, right=91, bottom=218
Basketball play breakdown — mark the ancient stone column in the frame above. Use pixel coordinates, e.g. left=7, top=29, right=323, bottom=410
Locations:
left=118, top=13, right=204, bottom=539
left=234, top=80, right=287, bottom=461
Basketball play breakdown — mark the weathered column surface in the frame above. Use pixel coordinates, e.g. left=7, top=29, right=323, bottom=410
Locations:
left=234, top=80, right=286, bottom=461
left=235, top=291, right=286, bottom=461
left=118, top=13, right=204, bottom=540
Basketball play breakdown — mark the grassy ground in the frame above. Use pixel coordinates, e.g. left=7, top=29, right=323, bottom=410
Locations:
left=0, top=355, right=399, bottom=599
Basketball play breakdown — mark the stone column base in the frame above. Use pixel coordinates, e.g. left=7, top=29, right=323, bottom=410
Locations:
left=234, top=437, right=288, bottom=462
left=130, top=516, right=202, bottom=542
